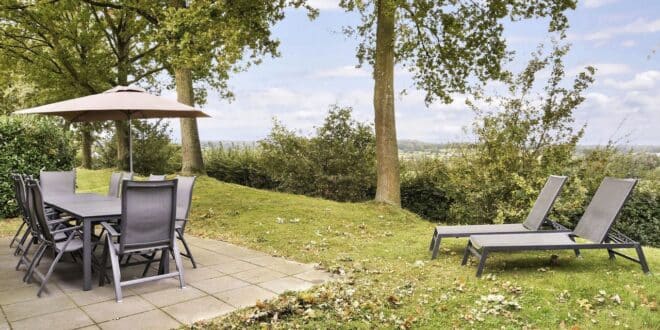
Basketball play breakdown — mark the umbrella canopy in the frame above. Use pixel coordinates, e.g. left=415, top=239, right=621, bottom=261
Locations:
left=13, top=86, right=210, bottom=172
left=13, top=86, right=209, bottom=122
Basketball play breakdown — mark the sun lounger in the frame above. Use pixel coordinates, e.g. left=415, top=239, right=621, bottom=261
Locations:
left=462, top=177, right=649, bottom=277
left=429, top=175, right=568, bottom=259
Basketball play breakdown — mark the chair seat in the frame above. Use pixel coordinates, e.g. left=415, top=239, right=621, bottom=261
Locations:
left=470, top=232, right=579, bottom=249
left=435, top=223, right=528, bottom=237
left=55, top=237, right=84, bottom=252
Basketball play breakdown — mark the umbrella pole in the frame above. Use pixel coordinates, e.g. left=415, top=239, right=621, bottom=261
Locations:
left=129, top=114, right=133, bottom=173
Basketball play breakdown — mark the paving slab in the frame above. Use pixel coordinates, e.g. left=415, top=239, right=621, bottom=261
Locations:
left=214, top=285, right=279, bottom=308
left=162, top=296, right=235, bottom=324
left=0, top=234, right=334, bottom=329
left=10, top=308, right=94, bottom=330
left=98, top=309, right=180, bottom=330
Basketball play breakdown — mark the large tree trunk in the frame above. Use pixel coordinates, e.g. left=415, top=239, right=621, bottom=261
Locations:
left=175, top=67, right=205, bottom=175
left=80, top=124, right=93, bottom=169
left=373, top=0, right=400, bottom=206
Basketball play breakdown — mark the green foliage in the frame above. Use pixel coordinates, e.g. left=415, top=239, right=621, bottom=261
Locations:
left=447, top=43, right=593, bottom=225
left=204, top=144, right=276, bottom=189
left=400, top=158, right=451, bottom=221
left=0, top=116, right=74, bottom=217
left=259, top=106, right=376, bottom=202
left=95, top=120, right=180, bottom=175
left=573, top=147, right=660, bottom=246
left=340, top=0, right=577, bottom=104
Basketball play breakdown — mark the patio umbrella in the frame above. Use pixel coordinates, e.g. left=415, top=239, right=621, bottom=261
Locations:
left=13, top=86, right=210, bottom=172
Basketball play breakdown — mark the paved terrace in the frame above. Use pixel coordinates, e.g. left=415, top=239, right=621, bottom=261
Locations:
left=0, top=236, right=334, bottom=329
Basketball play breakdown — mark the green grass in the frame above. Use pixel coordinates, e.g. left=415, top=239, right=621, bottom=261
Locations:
left=14, top=169, right=660, bottom=328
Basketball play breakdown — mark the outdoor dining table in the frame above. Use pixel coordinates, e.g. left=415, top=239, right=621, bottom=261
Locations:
left=44, top=192, right=169, bottom=291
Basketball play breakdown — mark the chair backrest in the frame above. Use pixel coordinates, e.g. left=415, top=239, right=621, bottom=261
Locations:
left=10, top=174, right=29, bottom=221
left=25, top=180, right=54, bottom=243
left=39, top=170, right=75, bottom=197
left=522, top=175, right=568, bottom=230
left=175, top=176, right=196, bottom=222
left=572, top=177, right=637, bottom=243
left=108, top=172, right=123, bottom=197
left=148, top=174, right=166, bottom=181
left=122, top=172, right=134, bottom=181
left=119, top=180, right=177, bottom=254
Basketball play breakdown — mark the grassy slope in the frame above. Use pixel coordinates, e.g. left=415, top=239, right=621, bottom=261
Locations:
left=11, top=169, right=659, bottom=328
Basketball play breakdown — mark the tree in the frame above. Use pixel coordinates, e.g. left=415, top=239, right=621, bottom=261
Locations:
left=448, top=42, right=594, bottom=225
left=340, top=0, right=577, bottom=205
left=0, top=1, right=164, bottom=170
left=85, top=0, right=317, bottom=175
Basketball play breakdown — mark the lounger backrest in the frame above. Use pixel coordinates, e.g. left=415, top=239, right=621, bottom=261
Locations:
left=573, top=177, right=637, bottom=243
left=522, top=175, right=567, bottom=230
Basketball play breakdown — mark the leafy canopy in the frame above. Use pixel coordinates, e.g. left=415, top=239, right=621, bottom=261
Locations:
left=340, top=0, right=577, bottom=104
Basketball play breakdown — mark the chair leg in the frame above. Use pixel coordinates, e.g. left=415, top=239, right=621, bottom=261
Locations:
left=177, top=229, right=197, bottom=268
left=461, top=242, right=472, bottom=266
left=9, top=221, right=26, bottom=248
left=14, top=229, right=32, bottom=256
left=574, top=249, right=581, bottom=258
left=431, top=236, right=442, bottom=260
left=106, top=236, right=123, bottom=302
left=15, top=237, right=34, bottom=270
left=171, top=242, right=186, bottom=289
left=476, top=250, right=489, bottom=278
left=141, top=252, right=157, bottom=277
left=99, top=238, right=109, bottom=287
left=37, top=249, right=66, bottom=297
left=636, top=245, right=650, bottom=274
left=429, top=230, right=436, bottom=251
left=24, top=242, right=47, bottom=283
left=607, top=249, right=616, bottom=260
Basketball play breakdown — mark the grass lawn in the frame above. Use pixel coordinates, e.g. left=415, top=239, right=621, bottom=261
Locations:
left=4, top=169, right=658, bottom=329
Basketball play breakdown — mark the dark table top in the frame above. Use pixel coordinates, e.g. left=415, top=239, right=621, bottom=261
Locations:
left=45, top=193, right=121, bottom=219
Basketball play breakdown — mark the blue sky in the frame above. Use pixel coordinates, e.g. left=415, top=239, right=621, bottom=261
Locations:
left=165, top=0, right=660, bottom=145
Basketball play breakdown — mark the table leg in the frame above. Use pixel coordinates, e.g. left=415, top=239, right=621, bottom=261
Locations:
left=83, top=220, right=92, bottom=291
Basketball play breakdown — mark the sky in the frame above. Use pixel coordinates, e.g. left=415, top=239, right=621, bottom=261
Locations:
left=163, top=0, right=660, bottom=145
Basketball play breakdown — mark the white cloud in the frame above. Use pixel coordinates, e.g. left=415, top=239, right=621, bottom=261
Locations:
left=569, top=63, right=631, bottom=77
left=620, top=39, right=637, bottom=47
left=583, top=0, right=619, bottom=8
left=307, top=0, right=341, bottom=10
left=603, top=70, right=660, bottom=90
left=582, top=18, right=660, bottom=41
left=313, top=65, right=369, bottom=78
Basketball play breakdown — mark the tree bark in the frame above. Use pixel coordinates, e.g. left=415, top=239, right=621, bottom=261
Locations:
left=80, top=123, right=93, bottom=169
left=115, top=29, right=131, bottom=171
left=175, top=67, right=205, bottom=175
left=373, top=0, right=400, bottom=206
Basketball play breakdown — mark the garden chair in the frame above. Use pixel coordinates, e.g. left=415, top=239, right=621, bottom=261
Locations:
left=23, top=179, right=83, bottom=296
left=462, top=178, right=649, bottom=277
left=99, top=180, right=185, bottom=302
left=429, top=175, right=569, bottom=259
left=9, top=174, right=29, bottom=250
left=107, top=172, right=123, bottom=197
left=148, top=174, right=166, bottom=181
left=39, top=170, right=75, bottom=197
left=175, top=176, right=197, bottom=268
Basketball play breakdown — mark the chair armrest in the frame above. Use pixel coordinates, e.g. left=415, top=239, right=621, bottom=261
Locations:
left=543, top=218, right=571, bottom=231
left=100, top=222, right=121, bottom=237
left=51, top=225, right=82, bottom=235
left=48, top=217, right=76, bottom=225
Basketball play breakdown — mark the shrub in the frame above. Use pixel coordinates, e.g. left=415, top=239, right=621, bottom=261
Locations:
left=0, top=116, right=75, bottom=217
left=260, top=105, right=376, bottom=202
left=204, top=143, right=276, bottom=189
left=95, top=120, right=180, bottom=175
left=400, top=158, right=451, bottom=221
